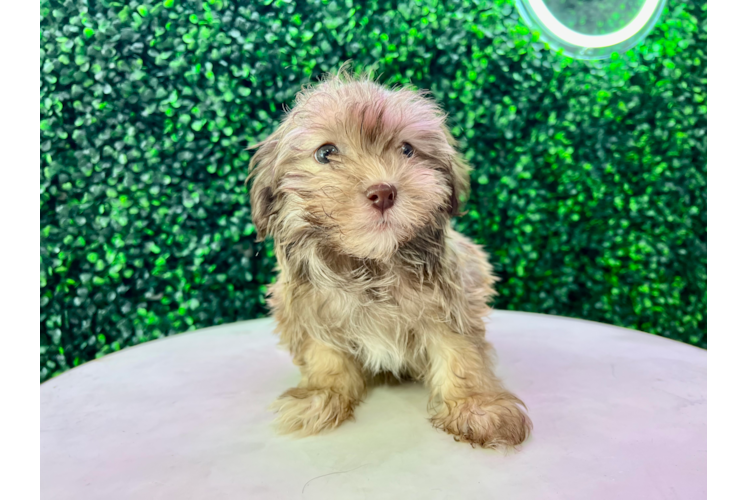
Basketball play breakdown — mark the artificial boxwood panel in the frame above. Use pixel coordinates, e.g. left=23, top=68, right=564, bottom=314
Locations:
left=40, top=0, right=707, bottom=381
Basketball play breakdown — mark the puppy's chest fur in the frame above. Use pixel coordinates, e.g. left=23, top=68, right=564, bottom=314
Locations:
left=269, top=229, right=493, bottom=377
left=344, top=274, right=440, bottom=375
left=271, top=264, right=446, bottom=376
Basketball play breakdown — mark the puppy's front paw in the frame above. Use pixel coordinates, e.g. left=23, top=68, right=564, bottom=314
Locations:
left=270, top=387, right=357, bottom=435
left=431, top=393, right=532, bottom=449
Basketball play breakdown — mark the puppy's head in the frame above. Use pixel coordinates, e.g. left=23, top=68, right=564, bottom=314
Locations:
left=247, top=70, right=470, bottom=261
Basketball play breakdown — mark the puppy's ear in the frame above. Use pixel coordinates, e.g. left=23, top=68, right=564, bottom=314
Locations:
left=443, top=126, right=472, bottom=217
left=446, top=152, right=472, bottom=217
left=246, top=132, right=281, bottom=240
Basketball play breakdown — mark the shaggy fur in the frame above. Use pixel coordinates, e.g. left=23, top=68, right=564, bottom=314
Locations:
left=247, top=68, right=532, bottom=449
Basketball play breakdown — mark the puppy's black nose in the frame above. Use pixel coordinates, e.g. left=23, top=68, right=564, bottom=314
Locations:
left=366, top=184, right=397, bottom=213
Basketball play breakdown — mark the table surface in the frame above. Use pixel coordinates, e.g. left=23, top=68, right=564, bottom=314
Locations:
left=41, top=311, right=706, bottom=500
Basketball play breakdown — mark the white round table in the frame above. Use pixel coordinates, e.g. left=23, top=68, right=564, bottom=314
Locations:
left=41, top=311, right=706, bottom=499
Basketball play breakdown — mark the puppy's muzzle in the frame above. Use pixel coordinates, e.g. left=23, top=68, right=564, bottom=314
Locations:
left=366, top=184, right=397, bottom=214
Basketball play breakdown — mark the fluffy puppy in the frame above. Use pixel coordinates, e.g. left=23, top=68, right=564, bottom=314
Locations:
left=247, top=69, right=532, bottom=449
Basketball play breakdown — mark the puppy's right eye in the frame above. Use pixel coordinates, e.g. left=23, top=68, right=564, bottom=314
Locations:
left=314, top=144, right=338, bottom=164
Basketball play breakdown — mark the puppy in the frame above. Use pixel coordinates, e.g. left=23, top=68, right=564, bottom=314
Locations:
left=247, top=69, right=532, bottom=449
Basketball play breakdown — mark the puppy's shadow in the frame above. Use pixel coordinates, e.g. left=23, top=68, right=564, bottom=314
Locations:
left=366, top=371, right=419, bottom=389
left=364, top=371, right=428, bottom=415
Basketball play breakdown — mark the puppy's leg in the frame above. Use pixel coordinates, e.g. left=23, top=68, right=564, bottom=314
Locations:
left=426, top=329, right=532, bottom=449
left=271, top=337, right=366, bottom=435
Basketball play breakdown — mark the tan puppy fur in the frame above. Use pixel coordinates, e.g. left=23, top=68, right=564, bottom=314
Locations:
left=247, top=68, right=532, bottom=449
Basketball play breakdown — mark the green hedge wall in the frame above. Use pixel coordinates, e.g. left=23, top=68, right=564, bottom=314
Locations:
left=40, top=0, right=707, bottom=381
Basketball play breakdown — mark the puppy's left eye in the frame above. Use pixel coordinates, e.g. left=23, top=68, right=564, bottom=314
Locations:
left=315, top=144, right=339, bottom=164
left=401, top=143, right=414, bottom=158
